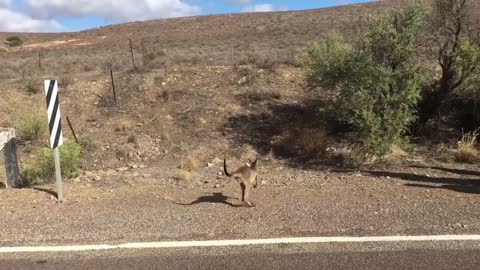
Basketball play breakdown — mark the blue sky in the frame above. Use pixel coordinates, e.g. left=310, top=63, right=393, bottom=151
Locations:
left=0, top=0, right=374, bottom=32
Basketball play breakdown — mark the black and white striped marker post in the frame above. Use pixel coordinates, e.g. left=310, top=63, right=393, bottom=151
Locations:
left=44, top=80, right=64, bottom=201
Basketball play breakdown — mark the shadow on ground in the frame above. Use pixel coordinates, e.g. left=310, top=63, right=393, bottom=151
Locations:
left=361, top=167, right=480, bottom=195
left=411, top=165, right=480, bottom=177
left=221, top=96, right=349, bottom=169
left=32, top=187, right=58, bottom=197
left=171, top=192, right=243, bottom=207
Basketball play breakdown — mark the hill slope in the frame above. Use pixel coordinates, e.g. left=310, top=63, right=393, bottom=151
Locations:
left=0, top=0, right=478, bottom=181
left=0, top=0, right=419, bottom=78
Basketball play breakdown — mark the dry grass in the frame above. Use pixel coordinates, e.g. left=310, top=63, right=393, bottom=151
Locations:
left=455, top=129, right=479, bottom=163
left=58, top=75, right=74, bottom=88
left=14, top=108, right=47, bottom=143
left=114, top=120, right=136, bottom=132
left=25, top=78, right=40, bottom=94
left=157, top=90, right=170, bottom=102
left=180, top=155, right=201, bottom=171
left=175, top=169, right=193, bottom=181
left=239, top=88, right=282, bottom=104
left=383, top=144, right=409, bottom=160
left=0, top=0, right=409, bottom=79
left=299, top=127, right=328, bottom=158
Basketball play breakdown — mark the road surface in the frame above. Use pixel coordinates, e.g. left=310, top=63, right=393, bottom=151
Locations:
left=1, top=239, right=479, bottom=270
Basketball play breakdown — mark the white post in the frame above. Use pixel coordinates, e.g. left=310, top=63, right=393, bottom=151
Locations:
left=53, top=147, right=63, bottom=201
left=45, top=80, right=64, bottom=201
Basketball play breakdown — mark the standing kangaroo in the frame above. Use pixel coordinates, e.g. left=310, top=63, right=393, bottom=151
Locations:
left=224, top=158, right=258, bottom=207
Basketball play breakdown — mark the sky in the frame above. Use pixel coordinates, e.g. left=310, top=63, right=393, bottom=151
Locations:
left=0, top=0, right=375, bottom=32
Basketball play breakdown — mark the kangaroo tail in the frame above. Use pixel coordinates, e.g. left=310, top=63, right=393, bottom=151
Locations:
left=224, top=158, right=232, bottom=177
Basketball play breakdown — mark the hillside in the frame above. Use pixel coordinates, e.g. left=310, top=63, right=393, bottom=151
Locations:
left=0, top=0, right=417, bottom=78
left=0, top=0, right=479, bottom=194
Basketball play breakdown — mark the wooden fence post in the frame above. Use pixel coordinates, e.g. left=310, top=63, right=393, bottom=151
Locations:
left=141, top=40, right=147, bottom=66
left=110, top=69, right=117, bottom=103
left=129, top=38, right=136, bottom=70
left=66, top=116, right=79, bottom=144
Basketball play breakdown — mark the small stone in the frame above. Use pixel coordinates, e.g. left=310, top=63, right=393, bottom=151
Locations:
left=214, top=184, right=221, bottom=188
left=261, top=180, right=267, bottom=185
left=237, top=76, right=247, bottom=85
left=85, top=171, right=101, bottom=181
left=217, top=172, right=223, bottom=176
left=207, top=163, right=215, bottom=168
left=139, top=164, right=147, bottom=169
left=131, top=164, right=139, bottom=169
left=105, top=170, right=117, bottom=176
left=117, top=167, right=129, bottom=172
left=212, top=157, right=223, bottom=164
left=386, top=176, right=391, bottom=179
left=49, top=195, right=56, bottom=201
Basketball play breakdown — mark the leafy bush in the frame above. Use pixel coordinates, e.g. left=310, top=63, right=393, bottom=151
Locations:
left=303, top=5, right=427, bottom=160
left=303, top=32, right=353, bottom=90
left=5, top=36, right=23, bottom=47
left=23, top=142, right=83, bottom=185
left=457, top=37, right=480, bottom=127
left=15, top=110, right=47, bottom=142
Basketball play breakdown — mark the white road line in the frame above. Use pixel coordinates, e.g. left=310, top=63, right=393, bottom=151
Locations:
left=1, top=235, right=480, bottom=253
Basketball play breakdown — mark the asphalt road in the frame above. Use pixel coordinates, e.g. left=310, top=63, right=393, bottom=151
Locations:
left=1, top=241, right=479, bottom=270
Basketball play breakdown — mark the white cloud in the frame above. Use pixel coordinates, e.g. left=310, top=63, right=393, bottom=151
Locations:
left=226, top=0, right=251, bottom=4
left=0, top=8, right=63, bottom=32
left=242, top=3, right=288, bottom=13
left=0, top=0, right=11, bottom=7
left=25, top=0, right=201, bottom=22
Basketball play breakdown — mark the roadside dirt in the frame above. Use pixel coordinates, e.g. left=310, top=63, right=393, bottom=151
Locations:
left=0, top=158, right=478, bottom=246
left=0, top=0, right=479, bottom=246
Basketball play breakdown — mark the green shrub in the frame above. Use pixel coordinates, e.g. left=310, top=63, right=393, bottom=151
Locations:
left=5, top=36, right=23, bottom=47
left=15, top=110, right=47, bottom=142
left=23, top=142, right=83, bottom=185
left=303, top=5, right=428, bottom=160
left=303, top=32, right=353, bottom=90
left=457, top=37, right=480, bottom=127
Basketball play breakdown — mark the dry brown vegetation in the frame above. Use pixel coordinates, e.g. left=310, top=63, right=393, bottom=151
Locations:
left=0, top=0, right=479, bottom=187
left=0, top=1, right=416, bottom=77
left=455, top=129, right=480, bottom=163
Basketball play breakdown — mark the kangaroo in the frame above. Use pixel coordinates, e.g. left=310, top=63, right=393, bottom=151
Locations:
left=224, top=158, right=258, bottom=207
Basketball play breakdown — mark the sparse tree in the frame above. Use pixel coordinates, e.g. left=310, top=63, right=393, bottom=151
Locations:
left=418, top=0, right=480, bottom=125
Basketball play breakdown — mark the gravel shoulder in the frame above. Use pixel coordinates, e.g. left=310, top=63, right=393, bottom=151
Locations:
left=0, top=160, right=479, bottom=246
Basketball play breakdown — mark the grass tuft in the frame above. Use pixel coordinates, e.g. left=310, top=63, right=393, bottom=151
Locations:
left=455, top=129, right=479, bottom=163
